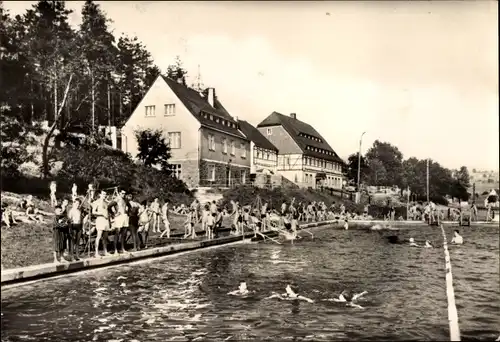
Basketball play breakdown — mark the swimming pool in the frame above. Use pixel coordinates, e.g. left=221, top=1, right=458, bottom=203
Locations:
left=1, top=224, right=498, bottom=341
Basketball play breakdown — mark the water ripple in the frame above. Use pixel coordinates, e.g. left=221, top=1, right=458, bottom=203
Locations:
left=1, top=225, right=498, bottom=341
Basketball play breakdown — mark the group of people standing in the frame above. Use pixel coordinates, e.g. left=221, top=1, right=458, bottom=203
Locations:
left=51, top=182, right=176, bottom=262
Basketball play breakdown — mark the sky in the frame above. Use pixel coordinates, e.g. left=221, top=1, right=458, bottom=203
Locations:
left=4, top=1, right=499, bottom=171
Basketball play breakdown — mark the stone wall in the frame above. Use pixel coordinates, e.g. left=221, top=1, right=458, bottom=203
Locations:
left=199, top=160, right=250, bottom=187
left=169, top=159, right=199, bottom=188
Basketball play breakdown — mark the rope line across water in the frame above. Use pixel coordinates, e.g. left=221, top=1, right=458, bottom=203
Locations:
left=440, top=224, right=461, bottom=341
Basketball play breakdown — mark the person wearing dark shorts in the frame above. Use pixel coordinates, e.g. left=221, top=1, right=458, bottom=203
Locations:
left=126, top=194, right=141, bottom=251
left=53, top=206, right=70, bottom=264
left=68, top=199, right=83, bottom=261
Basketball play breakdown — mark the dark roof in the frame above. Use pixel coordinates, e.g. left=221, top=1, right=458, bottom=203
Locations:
left=237, top=120, right=278, bottom=152
left=162, top=76, right=246, bottom=139
left=257, top=111, right=344, bottom=164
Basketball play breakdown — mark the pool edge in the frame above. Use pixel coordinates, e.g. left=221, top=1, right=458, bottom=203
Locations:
left=0, top=220, right=335, bottom=286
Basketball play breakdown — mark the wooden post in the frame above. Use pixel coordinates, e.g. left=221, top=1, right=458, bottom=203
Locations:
left=426, top=159, right=430, bottom=203
left=406, top=186, right=410, bottom=220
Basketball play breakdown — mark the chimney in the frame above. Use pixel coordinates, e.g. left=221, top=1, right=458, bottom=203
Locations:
left=290, top=113, right=296, bottom=119
left=207, top=87, right=215, bottom=107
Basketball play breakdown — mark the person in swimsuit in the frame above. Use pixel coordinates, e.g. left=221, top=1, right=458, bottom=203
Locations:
left=160, top=200, right=171, bottom=239
left=68, top=198, right=83, bottom=261
left=228, top=282, right=252, bottom=296
left=126, top=194, right=141, bottom=251
left=91, top=190, right=111, bottom=257
left=266, top=285, right=314, bottom=303
left=71, top=183, right=78, bottom=202
left=110, top=190, right=130, bottom=254
left=138, top=201, right=151, bottom=247
left=451, top=230, right=463, bottom=245
left=49, top=181, right=57, bottom=207
left=53, top=206, right=70, bottom=264
left=206, top=212, right=215, bottom=240
left=329, top=290, right=367, bottom=309
left=150, top=198, right=161, bottom=234
left=409, top=237, right=419, bottom=247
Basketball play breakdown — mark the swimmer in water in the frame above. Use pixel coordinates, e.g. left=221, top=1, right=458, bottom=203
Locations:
left=409, top=237, right=419, bottom=247
left=228, top=282, right=251, bottom=296
left=266, top=285, right=314, bottom=303
left=450, top=230, right=463, bottom=245
left=329, top=290, right=367, bottom=309
left=424, top=240, right=433, bottom=248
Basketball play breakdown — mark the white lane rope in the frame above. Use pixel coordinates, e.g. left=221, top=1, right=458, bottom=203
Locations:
left=440, top=224, right=461, bottom=341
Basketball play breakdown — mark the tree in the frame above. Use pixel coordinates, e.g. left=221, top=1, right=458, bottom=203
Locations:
left=454, top=166, right=470, bottom=188
left=135, top=129, right=171, bottom=171
left=166, top=55, right=188, bottom=85
left=78, top=0, right=117, bottom=133
left=115, top=35, right=158, bottom=124
left=18, top=1, right=81, bottom=177
left=366, top=158, right=387, bottom=186
left=345, top=152, right=369, bottom=185
left=365, top=140, right=404, bottom=186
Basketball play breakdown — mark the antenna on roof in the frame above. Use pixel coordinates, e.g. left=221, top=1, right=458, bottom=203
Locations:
left=192, top=64, right=205, bottom=92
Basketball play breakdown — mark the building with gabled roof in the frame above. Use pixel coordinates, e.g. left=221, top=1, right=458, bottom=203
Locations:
left=237, top=119, right=278, bottom=174
left=120, top=75, right=251, bottom=188
left=257, top=111, right=345, bottom=189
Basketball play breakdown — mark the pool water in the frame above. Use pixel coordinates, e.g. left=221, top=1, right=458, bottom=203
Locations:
left=1, top=224, right=498, bottom=341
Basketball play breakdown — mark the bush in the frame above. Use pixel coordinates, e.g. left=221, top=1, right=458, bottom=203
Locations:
left=55, top=145, right=193, bottom=204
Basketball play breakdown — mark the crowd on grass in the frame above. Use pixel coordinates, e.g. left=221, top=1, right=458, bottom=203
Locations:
left=1, top=182, right=497, bottom=265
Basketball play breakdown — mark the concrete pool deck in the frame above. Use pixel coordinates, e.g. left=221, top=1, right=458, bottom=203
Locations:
left=0, top=220, right=335, bottom=286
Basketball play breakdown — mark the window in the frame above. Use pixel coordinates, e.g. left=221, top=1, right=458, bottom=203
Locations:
left=241, top=170, right=246, bottom=184
left=208, top=134, right=215, bottom=151
left=170, top=164, right=182, bottom=179
left=208, top=164, right=216, bottom=181
left=267, top=128, right=272, bottom=135
left=222, top=138, right=227, bottom=154
left=241, top=143, right=246, bottom=158
left=230, top=141, right=235, bottom=155
left=145, top=105, right=155, bottom=117
left=256, top=150, right=261, bottom=159
left=284, top=156, right=290, bottom=168
left=168, top=132, right=181, bottom=149
left=164, top=104, right=175, bottom=116
left=265, top=152, right=269, bottom=160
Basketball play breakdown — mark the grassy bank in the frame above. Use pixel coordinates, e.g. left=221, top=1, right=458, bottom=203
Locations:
left=220, top=185, right=363, bottom=212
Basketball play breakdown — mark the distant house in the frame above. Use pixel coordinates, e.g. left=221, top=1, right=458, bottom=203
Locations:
left=237, top=119, right=278, bottom=174
left=120, top=76, right=251, bottom=188
left=256, top=111, right=345, bottom=189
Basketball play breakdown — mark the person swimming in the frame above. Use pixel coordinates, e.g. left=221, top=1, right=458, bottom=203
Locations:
left=409, top=237, right=419, bottom=247
left=266, top=285, right=314, bottom=303
left=451, top=230, right=463, bottom=245
left=424, top=240, right=433, bottom=248
left=328, top=290, right=367, bottom=309
left=228, top=282, right=251, bottom=296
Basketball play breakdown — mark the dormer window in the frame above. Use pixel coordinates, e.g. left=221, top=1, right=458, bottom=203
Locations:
left=216, top=118, right=220, bottom=123
left=210, top=115, right=213, bottom=121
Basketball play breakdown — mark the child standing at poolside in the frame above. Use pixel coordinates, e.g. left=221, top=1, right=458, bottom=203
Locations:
left=68, top=198, right=83, bottom=261
left=150, top=198, right=161, bottom=233
left=160, top=200, right=171, bottom=238
left=53, top=206, right=70, bottom=264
